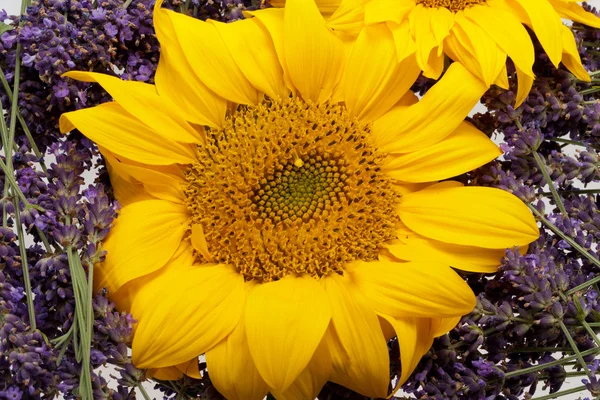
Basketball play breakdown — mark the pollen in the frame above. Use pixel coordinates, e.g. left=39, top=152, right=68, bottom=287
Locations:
left=416, top=0, right=485, bottom=12
left=184, top=97, right=399, bottom=283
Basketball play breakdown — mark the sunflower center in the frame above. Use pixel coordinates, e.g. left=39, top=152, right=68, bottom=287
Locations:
left=416, top=0, right=484, bottom=12
left=184, top=98, right=399, bottom=283
left=253, top=153, right=347, bottom=223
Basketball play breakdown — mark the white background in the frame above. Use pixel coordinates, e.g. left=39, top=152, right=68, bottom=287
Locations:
left=2, top=0, right=600, bottom=398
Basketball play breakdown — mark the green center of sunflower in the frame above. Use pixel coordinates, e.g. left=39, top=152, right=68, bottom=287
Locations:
left=416, top=0, right=485, bottom=12
left=253, top=153, right=347, bottom=223
left=184, top=97, right=399, bottom=283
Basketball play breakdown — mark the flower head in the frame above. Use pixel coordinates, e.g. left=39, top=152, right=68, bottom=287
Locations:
left=59, top=0, right=539, bottom=398
left=319, top=0, right=600, bottom=106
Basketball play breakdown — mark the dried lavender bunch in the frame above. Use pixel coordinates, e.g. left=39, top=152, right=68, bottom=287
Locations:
left=0, top=132, right=153, bottom=399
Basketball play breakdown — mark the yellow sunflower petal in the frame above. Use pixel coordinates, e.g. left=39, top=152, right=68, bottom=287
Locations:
left=386, top=227, right=507, bottom=273
left=175, top=359, right=202, bottom=379
left=409, top=5, right=445, bottom=73
left=132, top=263, right=245, bottom=368
left=191, top=223, right=212, bottom=261
left=106, top=244, right=195, bottom=314
left=245, top=276, right=331, bottom=392
left=388, top=19, right=416, bottom=62
left=364, top=0, right=414, bottom=25
left=271, top=0, right=344, bottom=15
left=391, top=181, right=431, bottom=196
left=342, top=24, right=421, bottom=122
left=163, top=9, right=259, bottom=104
left=63, top=71, right=201, bottom=144
left=431, top=316, right=461, bottom=337
left=149, top=367, right=183, bottom=381
left=378, top=315, right=396, bottom=341
left=513, top=0, right=562, bottom=66
left=210, top=19, right=288, bottom=99
left=60, top=103, right=196, bottom=165
left=452, top=13, right=506, bottom=87
left=283, top=0, right=344, bottom=102
left=349, top=259, right=476, bottom=318
left=430, top=6, right=454, bottom=44
left=464, top=4, right=534, bottom=78
left=102, top=149, right=186, bottom=205
left=515, top=64, right=535, bottom=107
left=373, top=62, right=487, bottom=153
left=443, top=25, right=479, bottom=75
left=494, top=64, right=510, bottom=90
left=323, top=273, right=389, bottom=398
left=327, top=0, right=366, bottom=37
left=385, top=121, right=501, bottom=182
left=423, top=180, right=464, bottom=190
left=423, top=47, right=445, bottom=79
left=271, top=337, right=332, bottom=400
left=383, top=315, right=434, bottom=386
left=398, top=186, right=539, bottom=249
left=103, top=160, right=155, bottom=207
left=245, top=8, right=296, bottom=93
left=206, top=318, right=270, bottom=400
left=96, top=200, right=189, bottom=294
left=107, top=174, right=152, bottom=207
left=153, top=5, right=226, bottom=127
left=560, top=24, right=591, bottom=82
left=549, top=0, right=600, bottom=28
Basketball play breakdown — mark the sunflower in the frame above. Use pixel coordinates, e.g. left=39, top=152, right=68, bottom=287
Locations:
left=314, top=0, right=600, bottom=106
left=59, top=0, right=539, bottom=397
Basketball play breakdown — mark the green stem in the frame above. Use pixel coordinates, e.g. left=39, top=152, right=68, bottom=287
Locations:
left=504, top=347, right=600, bottom=378
left=507, top=347, right=572, bottom=353
left=532, top=151, right=567, bottom=215
left=531, top=385, right=588, bottom=400
left=540, top=189, right=600, bottom=196
left=529, top=206, right=600, bottom=295
left=56, top=335, right=71, bottom=365
left=14, top=196, right=36, bottom=330
left=0, top=81, right=10, bottom=229
left=551, top=137, right=589, bottom=147
left=580, top=86, right=600, bottom=95
left=66, top=245, right=93, bottom=399
left=569, top=277, right=600, bottom=296
left=138, top=383, right=152, bottom=400
left=558, top=320, right=592, bottom=378
left=581, top=319, right=600, bottom=347
left=36, top=229, right=52, bottom=253
left=51, top=322, right=75, bottom=346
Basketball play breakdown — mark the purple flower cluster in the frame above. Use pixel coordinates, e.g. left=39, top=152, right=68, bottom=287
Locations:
left=0, top=135, right=151, bottom=398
